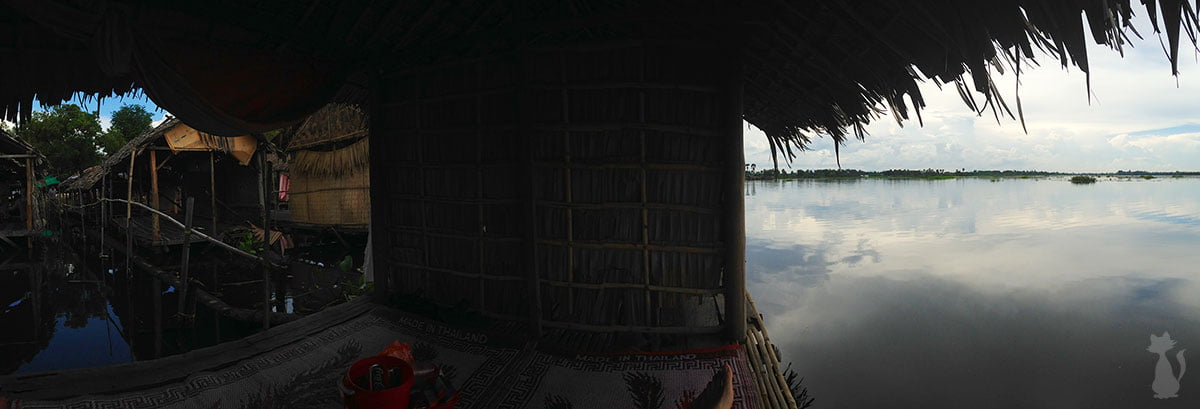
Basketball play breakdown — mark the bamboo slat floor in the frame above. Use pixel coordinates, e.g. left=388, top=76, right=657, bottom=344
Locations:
left=743, top=293, right=799, bottom=409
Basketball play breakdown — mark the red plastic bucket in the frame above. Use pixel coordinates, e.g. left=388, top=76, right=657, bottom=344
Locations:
left=339, top=356, right=415, bottom=409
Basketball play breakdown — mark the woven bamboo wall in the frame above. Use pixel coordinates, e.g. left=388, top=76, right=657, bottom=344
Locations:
left=290, top=167, right=371, bottom=226
left=374, top=40, right=731, bottom=334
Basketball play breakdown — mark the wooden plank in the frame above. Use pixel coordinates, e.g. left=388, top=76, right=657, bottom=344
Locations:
left=150, top=149, right=160, bottom=241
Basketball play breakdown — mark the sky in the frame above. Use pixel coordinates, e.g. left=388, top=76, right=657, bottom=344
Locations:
left=6, top=14, right=1199, bottom=173
left=745, top=13, right=1200, bottom=173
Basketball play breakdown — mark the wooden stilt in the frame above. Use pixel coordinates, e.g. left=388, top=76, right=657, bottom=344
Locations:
left=723, top=42, right=747, bottom=342
left=150, top=150, right=160, bottom=241
left=100, top=175, right=106, bottom=258
left=25, top=157, right=32, bottom=249
left=126, top=150, right=136, bottom=278
left=79, top=194, right=86, bottom=246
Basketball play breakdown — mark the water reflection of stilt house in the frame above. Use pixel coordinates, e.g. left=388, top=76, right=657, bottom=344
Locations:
left=59, top=118, right=259, bottom=248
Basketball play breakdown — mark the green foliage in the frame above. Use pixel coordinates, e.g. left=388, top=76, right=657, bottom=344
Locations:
left=237, top=232, right=261, bottom=254
left=1070, top=175, right=1097, bottom=184
left=1140, top=175, right=1156, bottom=180
left=15, top=104, right=102, bottom=174
left=343, top=274, right=374, bottom=301
left=98, top=104, right=153, bottom=155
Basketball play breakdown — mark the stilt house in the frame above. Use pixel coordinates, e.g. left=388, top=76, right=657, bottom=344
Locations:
left=59, top=118, right=260, bottom=246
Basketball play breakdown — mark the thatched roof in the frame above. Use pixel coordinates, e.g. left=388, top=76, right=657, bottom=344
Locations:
left=3, top=1, right=1198, bottom=162
left=284, top=104, right=368, bottom=152
left=290, top=137, right=369, bottom=178
left=58, top=117, right=180, bottom=191
left=0, top=127, right=36, bottom=156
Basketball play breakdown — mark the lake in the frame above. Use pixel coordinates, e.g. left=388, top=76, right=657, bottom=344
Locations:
left=745, top=176, right=1200, bottom=408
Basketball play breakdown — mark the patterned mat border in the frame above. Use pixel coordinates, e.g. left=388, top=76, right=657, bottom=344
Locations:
left=495, top=345, right=762, bottom=409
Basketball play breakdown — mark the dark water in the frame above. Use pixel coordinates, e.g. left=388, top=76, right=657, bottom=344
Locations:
left=0, top=248, right=133, bottom=375
left=0, top=243, right=264, bottom=376
left=0, top=233, right=363, bottom=377
left=745, top=177, right=1200, bottom=409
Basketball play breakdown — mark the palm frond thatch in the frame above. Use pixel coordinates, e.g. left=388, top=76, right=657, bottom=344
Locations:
left=287, top=103, right=368, bottom=151
left=289, top=136, right=369, bottom=178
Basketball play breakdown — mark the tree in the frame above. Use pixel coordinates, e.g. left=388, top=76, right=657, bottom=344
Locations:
left=15, top=104, right=103, bottom=174
left=98, top=104, right=153, bottom=155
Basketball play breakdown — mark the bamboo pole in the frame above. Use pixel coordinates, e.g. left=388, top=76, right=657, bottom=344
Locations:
left=100, top=175, right=106, bottom=258
left=367, top=72, right=389, bottom=303
left=723, top=41, right=747, bottom=342
left=79, top=193, right=86, bottom=247
left=24, top=158, right=32, bottom=249
left=177, top=197, right=194, bottom=313
left=126, top=150, right=136, bottom=278
left=150, top=149, right=160, bottom=241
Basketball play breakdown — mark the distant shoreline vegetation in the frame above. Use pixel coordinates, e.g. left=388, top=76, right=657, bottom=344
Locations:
left=743, top=168, right=1200, bottom=181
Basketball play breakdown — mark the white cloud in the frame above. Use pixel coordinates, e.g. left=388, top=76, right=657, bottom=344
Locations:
left=150, top=112, right=171, bottom=128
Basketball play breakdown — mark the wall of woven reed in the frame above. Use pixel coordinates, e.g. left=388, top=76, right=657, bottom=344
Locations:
left=290, top=167, right=371, bottom=226
left=373, top=39, right=731, bottom=334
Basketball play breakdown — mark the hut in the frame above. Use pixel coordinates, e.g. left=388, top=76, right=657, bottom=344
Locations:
left=0, top=128, right=42, bottom=241
left=1, top=1, right=1198, bottom=407
left=277, top=103, right=370, bottom=230
left=59, top=118, right=260, bottom=247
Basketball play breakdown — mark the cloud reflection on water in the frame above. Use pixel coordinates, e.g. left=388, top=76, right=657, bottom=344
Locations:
left=745, top=178, right=1200, bottom=408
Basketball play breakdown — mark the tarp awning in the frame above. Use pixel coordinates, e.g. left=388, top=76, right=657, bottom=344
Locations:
left=162, top=123, right=257, bottom=165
